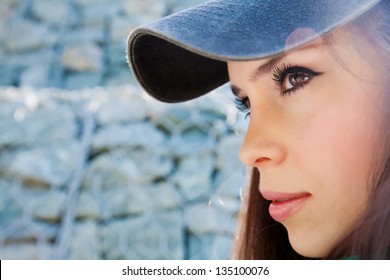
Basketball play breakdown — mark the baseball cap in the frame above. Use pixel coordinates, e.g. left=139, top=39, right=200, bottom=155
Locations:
left=127, top=0, right=381, bottom=103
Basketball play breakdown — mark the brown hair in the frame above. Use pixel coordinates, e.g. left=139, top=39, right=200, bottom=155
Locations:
left=234, top=0, right=390, bottom=260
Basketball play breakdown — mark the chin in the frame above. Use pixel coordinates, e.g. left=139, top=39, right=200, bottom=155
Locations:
left=291, top=243, right=327, bottom=259
left=286, top=229, right=332, bottom=259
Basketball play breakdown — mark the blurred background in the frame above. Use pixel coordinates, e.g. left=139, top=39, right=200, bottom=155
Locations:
left=0, top=0, right=248, bottom=259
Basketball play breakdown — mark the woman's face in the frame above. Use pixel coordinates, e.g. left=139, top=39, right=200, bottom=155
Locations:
left=228, top=28, right=387, bottom=258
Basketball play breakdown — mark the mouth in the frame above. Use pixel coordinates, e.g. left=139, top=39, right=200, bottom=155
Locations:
left=261, top=191, right=311, bottom=222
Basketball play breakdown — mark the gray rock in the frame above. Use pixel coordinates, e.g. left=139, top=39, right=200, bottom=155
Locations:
left=185, top=203, right=236, bottom=235
left=19, top=64, right=51, bottom=88
left=154, top=211, right=184, bottom=259
left=212, top=234, right=235, bottom=260
left=0, top=2, right=16, bottom=19
left=103, top=187, right=150, bottom=217
left=146, top=183, right=181, bottom=211
left=95, top=89, right=148, bottom=124
left=31, top=0, right=69, bottom=26
left=0, top=65, right=14, bottom=87
left=92, top=123, right=165, bottom=151
left=30, top=190, right=67, bottom=223
left=215, top=171, right=247, bottom=198
left=173, top=153, right=214, bottom=201
left=0, top=83, right=246, bottom=260
left=0, top=100, right=77, bottom=147
left=0, top=244, right=49, bottom=260
left=189, top=233, right=234, bottom=260
left=104, top=67, right=135, bottom=87
left=64, top=72, right=102, bottom=90
left=63, top=27, right=105, bottom=44
left=82, top=153, right=143, bottom=190
left=1, top=19, right=56, bottom=53
left=193, top=95, right=232, bottom=123
left=0, top=201, right=58, bottom=243
left=168, top=123, right=215, bottom=156
left=126, top=147, right=173, bottom=182
left=171, top=0, right=207, bottom=13
left=188, top=234, right=212, bottom=260
left=3, top=48, right=55, bottom=69
left=75, top=0, right=116, bottom=6
left=0, top=144, right=79, bottom=187
left=107, top=42, right=128, bottom=67
left=83, top=3, right=121, bottom=27
left=76, top=191, right=102, bottom=220
left=120, top=0, right=167, bottom=23
left=62, top=42, right=103, bottom=72
left=216, top=135, right=243, bottom=174
left=213, top=170, right=248, bottom=216
left=101, top=211, right=184, bottom=259
left=0, top=0, right=256, bottom=261
left=209, top=194, right=242, bottom=215
left=109, top=16, right=141, bottom=43
left=150, top=107, right=192, bottom=131
left=212, top=171, right=246, bottom=214
left=0, top=181, right=23, bottom=226
left=83, top=146, right=173, bottom=190
left=68, top=221, right=99, bottom=259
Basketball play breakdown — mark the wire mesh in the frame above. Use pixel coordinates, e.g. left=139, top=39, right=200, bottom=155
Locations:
left=0, top=85, right=249, bottom=259
left=0, top=0, right=249, bottom=260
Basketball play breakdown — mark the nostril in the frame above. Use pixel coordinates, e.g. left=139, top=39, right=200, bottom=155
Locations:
left=255, top=157, right=272, bottom=164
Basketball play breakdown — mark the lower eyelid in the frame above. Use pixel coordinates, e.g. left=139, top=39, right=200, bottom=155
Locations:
left=282, top=75, right=315, bottom=95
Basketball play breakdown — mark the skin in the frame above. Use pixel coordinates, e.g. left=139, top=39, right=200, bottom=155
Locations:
left=228, top=28, right=387, bottom=258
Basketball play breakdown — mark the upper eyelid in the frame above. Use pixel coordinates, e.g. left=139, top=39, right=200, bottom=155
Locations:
left=247, top=42, right=323, bottom=84
left=230, top=84, right=245, bottom=99
left=230, top=62, right=321, bottom=99
left=232, top=65, right=320, bottom=118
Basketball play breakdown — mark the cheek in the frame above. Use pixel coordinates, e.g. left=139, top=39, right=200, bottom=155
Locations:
left=290, top=94, right=379, bottom=203
left=283, top=96, right=378, bottom=257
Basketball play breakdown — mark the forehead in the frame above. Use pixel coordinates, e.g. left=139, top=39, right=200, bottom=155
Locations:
left=227, top=25, right=387, bottom=98
left=227, top=35, right=326, bottom=76
left=227, top=24, right=374, bottom=77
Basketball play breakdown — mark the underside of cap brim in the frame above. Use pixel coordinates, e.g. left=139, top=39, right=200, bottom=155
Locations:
left=128, top=30, right=229, bottom=103
left=127, top=0, right=382, bottom=103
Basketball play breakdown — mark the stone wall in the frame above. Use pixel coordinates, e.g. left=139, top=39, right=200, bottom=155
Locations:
left=0, top=85, right=248, bottom=259
left=0, top=0, right=250, bottom=259
left=0, top=0, right=206, bottom=89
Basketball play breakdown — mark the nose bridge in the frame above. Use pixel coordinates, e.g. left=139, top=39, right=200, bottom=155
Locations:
left=239, top=107, right=286, bottom=167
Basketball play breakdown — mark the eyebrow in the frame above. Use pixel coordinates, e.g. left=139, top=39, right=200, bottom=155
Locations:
left=230, top=42, right=324, bottom=97
left=230, top=54, right=286, bottom=97
left=249, top=55, right=287, bottom=82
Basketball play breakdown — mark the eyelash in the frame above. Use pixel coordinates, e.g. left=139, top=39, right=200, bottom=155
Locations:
left=234, top=64, right=322, bottom=118
left=234, top=97, right=251, bottom=119
left=272, top=63, right=321, bottom=95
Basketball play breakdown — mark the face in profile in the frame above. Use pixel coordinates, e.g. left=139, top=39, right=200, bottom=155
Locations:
left=228, top=27, right=387, bottom=258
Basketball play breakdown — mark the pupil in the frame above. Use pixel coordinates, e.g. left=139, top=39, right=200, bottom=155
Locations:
left=290, top=73, right=308, bottom=85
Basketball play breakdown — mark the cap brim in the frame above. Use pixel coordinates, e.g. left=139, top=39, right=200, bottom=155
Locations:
left=127, top=0, right=381, bottom=103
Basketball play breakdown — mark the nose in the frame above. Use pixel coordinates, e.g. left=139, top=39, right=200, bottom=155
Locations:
left=239, top=116, right=286, bottom=168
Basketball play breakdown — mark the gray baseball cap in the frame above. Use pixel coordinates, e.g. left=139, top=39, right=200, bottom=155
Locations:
left=127, top=0, right=381, bottom=103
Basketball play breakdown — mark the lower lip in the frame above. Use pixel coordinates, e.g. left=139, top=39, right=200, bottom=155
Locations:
left=268, top=194, right=311, bottom=222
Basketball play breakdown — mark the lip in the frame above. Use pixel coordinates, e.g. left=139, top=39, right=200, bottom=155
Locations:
left=261, top=191, right=311, bottom=222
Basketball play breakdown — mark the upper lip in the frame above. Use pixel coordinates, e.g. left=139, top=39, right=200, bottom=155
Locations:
left=260, top=190, right=311, bottom=202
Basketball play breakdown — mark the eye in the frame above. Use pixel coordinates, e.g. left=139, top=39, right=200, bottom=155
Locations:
left=284, top=72, right=311, bottom=92
left=273, top=64, right=322, bottom=95
left=234, top=96, right=251, bottom=119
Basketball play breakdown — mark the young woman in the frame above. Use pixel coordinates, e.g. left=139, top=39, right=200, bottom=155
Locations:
left=127, top=0, right=390, bottom=259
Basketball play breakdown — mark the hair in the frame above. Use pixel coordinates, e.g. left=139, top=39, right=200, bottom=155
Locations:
left=234, top=0, right=390, bottom=260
